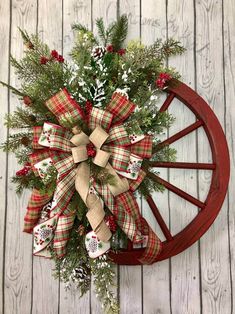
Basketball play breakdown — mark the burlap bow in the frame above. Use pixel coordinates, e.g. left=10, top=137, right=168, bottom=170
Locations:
left=24, top=89, right=162, bottom=264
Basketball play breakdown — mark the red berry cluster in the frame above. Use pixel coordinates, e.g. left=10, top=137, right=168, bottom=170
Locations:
left=155, top=72, right=172, bottom=89
left=50, top=50, right=64, bottom=62
left=40, top=50, right=64, bottom=65
left=106, top=44, right=126, bottom=56
left=86, top=143, right=96, bottom=158
left=106, top=215, right=117, bottom=232
left=117, top=48, right=126, bottom=56
left=16, top=164, right=31, bottom=177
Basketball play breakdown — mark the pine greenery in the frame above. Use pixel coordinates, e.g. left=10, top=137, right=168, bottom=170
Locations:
left=1, top=15, right=186, bottom=314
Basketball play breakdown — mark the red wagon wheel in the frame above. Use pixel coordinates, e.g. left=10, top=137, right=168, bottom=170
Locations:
left=109, top=80, right=230, bottom=265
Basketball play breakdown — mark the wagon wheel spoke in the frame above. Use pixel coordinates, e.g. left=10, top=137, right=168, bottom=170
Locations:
left=148, top=161, right=216, bottom=170
left=154, top=120, right=203, bottom=154
left=159, top=92, right=176, bottom=112
left=146, top=195, right=173, bottom=241
left=146, top=171, right=205, bottom=209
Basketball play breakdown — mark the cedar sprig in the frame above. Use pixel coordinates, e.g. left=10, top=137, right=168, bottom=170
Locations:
left=5, top=107, right=38, bottom=129
left=1, top=132, right=32, bottom=152
left=90, top=255, right=119, bottom=314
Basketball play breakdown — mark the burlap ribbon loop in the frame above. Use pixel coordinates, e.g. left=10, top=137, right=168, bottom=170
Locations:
left=89, top=126, right=109, bottom=148
left=75, top=162, right=112, bottom=242
left=70, top=131, right=90, bottom=146
left=93, top=149, right=111, bottom=167
left=86, top=194, right=111, bottom=241
left=71, top=146, right=88, bottom=163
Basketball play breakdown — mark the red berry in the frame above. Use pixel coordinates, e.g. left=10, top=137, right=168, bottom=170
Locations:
left=86, top=143, right=96, bottom=158
left=117, top=48, right=126, bottom=56
left=57, top=55, right=64, bottom=63
left=25, top=41, right=34, bottom=49
left=40, top=56, right=49, bottom=65
left=51, top=50, right=59, bottom=59
left=16, top=164, right=31, bottom=177
left=106, top=44, right=114, bottom=53
left=155, top=72, right=172, bottom=89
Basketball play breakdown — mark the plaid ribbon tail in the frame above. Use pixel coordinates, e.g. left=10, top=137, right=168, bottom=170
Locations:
left=53, top=208, right=76, bottom=257
left=24, top=188, right=54, bottom=233
left=128, top=169, right=146, bottom=192
left=93, top=182, right=143, bottom=243
left=138, top=218, right=162, bottom=264
left=118, top=192, right=162, bottom=264
left=115, top=191, right=143, bottom=232
left=32, top=170, right=76, bottom=257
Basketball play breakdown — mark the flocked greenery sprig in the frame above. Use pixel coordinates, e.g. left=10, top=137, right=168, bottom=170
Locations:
left=1, top=14, right=185, bottom=314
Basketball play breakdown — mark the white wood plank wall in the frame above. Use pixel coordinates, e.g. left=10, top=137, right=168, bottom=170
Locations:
left=0, top=0, right=234, bottom=313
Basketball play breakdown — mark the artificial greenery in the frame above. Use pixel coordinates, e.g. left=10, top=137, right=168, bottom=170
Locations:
left=1, top=15, right=185, bottom=314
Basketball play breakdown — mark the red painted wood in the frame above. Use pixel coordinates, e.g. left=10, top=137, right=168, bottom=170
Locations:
left=159, top=92, right=175, bottom=112
left=109, top=80, right=230, bottom=265
left=149, top=161, right=216, bottom=170
left=154, top=120, right=203, bottom=152
left=146, top=196, right=173, bottom=241
left=149, top=173, right=205, bottom=209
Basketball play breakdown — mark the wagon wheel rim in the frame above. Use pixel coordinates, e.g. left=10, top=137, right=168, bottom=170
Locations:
left=109, top=79, right=230, bottom=265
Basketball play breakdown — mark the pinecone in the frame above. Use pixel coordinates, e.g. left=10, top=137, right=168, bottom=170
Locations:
left=73, top=265, right=90, bottom=282
left=91, top=46, right=106, bottom=61
left=28, top=114, right=37, bottom=122
left=21, top=136, right=30, bottom=146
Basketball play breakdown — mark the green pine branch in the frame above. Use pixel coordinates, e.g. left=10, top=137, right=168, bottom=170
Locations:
left=72, top=23, right=90, bottom=33
left=110, top=14, right=128, bottom=50
left=0, top=80, right=24, bottom=96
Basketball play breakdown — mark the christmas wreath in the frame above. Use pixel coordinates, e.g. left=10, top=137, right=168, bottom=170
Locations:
left=1, top=15, right=185, bottom=313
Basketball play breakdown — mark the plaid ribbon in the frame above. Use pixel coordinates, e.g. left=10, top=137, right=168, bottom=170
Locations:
left=88, top=107, right=113, bottom=132
left=138, top=218, right=162, bottom=264
left=45, top=88, right=85, bottom=127
left=93, top=181, right=143, bottom=243
left=103, top=145, right=130, bottom=172
left=129, top=169, right=146, bottom=192
left=24, top=188, right=54, bottom=233
left=115, top=191, right=143, bottom=232
left=49, top=127, right=73, bottom=152
left=25, top=90, right=161, bottom=262
left=50, top=151, right=76, bottom=178
left=32, top=126, right=44, bottom=149
left=53, top=207, right=76, bottom=257
left=105, top=125, right=131, bottom=146
left=106, top=92, right=136, bottom=124
left=130, top=135, right=153, bottom=158
left=29, top=149, right=52, bottom=176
